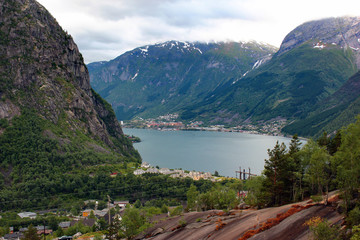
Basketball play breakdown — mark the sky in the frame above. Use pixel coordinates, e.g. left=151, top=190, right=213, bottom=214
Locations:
left=37, top=0, right=360, bottom=63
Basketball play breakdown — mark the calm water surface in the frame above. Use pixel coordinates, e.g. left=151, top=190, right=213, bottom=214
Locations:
left=123, top=128, right=296, bottom=177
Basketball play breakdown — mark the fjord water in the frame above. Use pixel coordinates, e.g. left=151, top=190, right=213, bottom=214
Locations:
left=124, top=128, right=295, bottom=177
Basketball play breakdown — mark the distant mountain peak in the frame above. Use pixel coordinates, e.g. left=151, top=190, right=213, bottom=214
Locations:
left=278, top=16, right=360, bottom=67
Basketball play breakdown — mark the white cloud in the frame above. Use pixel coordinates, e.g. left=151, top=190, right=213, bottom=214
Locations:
left=37, top=0, right=360, bottom=63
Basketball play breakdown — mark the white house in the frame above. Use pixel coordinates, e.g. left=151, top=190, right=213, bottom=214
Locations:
left=159, top=168, right=172, bottom=174
left=114, top=200, right=129, bottom=209
left=146, top=168, right=159, bottom=174
left=134, top=169, right=145, bottom=175
left=141, top=162, right=151, bottom=168
left=18, top=212, right=37, bottom=219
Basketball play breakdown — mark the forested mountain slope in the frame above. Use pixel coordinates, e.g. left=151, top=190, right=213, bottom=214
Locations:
left=0, top=0, right=140, bottom=210
left=88, top=41, right=277, bottom=120
left=88, top=17, right=360, bottom=137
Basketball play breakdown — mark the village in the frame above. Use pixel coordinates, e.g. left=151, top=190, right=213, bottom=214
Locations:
left=1, top=200, right=130, bottom=240
left=122, top=114, right=287, bottom=136
left=133, top=162, right=218, bottom=181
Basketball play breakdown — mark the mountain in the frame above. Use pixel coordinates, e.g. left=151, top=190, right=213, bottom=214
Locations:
left=0, top=0, right=140, bottom=210
left=88, top=16, right=360, bottom=137
left=180, top=17, right=360, bottom=129
left=283, top=71, right=360, bottom=137
left=88, top=41, right=277, bottom=120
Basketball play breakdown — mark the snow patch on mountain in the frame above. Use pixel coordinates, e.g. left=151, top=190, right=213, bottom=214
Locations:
left=313, top=42, right=326, bottom=49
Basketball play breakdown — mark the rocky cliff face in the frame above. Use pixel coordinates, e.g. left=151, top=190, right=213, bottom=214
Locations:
left=0, top=0, right=137, bottom=157
left=278, top=16, right=360, bottom=67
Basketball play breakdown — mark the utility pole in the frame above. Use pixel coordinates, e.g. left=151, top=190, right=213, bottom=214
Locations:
left=235, top=167, right=242, bottom=180
left=107, top=195, right=111, bottom=225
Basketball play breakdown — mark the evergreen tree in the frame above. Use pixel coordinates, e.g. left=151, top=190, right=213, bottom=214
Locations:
left=334, top=117, right=360, bottom=210
left=289, top=134, right=302, bottom=155
left=262, top=141, right=293, bottom=206
left=328, top=131, right=342, bottom=155
left=288, top=134, right=304, bottom=202
left=187, top=184, right=199, bottom=211
left=22, top=225, right=40, bottom=240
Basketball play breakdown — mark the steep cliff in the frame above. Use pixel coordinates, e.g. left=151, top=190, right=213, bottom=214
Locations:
left=0, top=0, right=138, bottom=158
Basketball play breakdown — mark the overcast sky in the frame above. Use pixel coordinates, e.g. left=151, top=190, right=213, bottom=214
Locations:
left=37, top=0, right=360, bottom=63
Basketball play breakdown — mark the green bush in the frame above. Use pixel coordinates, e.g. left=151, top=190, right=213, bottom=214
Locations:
left=349, top=207, right=360, bottom=226
left=170, top=206, right=183, bottom=216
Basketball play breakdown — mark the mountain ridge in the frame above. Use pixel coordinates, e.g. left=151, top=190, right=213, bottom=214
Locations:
left=88, top=40, right=277, bottom=120
left=88, top=16, right=360, bottom=137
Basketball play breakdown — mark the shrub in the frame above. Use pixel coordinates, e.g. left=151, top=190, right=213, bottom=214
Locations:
left=170, top=206, right=183, bottom=216
left=304, top=217, right=341, bottom=240
left=349, top=207, right=360, bottom=226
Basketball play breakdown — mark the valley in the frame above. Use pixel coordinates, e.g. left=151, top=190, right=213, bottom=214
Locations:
left=89, top=17, right=360, bottom=138
left=1, top=0, right=360, bottom=239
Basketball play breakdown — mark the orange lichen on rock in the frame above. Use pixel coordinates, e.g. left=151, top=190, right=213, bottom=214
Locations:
left=215, top=218, right=226, bottom=231
left=327, top=194, right=339, bottom=204
left=238, top=204, right=311, bottom=240
left=216, top=211, right=225, bottom=216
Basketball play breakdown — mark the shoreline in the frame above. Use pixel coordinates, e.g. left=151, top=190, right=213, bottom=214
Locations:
left=122, top=126, right=308, bottom=140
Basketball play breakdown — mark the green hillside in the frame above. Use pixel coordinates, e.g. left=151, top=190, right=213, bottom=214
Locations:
left=88, top=41, right=276, bottom=120
left=283, top=71, right=360, bottom=137
left=0, top=0, right=140, bottom=211
left=181, top=42, right=357, bottom=125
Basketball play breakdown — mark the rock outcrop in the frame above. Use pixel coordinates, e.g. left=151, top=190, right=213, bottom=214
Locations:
left=278, top=16, right=360, bottom=67
left=0, top=0, right=138, bottom=157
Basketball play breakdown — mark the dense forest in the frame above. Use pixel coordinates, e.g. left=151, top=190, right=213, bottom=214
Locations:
left=244, top=116, right=360, bottom=218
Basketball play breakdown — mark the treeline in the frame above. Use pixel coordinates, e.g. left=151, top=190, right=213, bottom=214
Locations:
left=245, top=116, right=360, bottom=211
left=0, top=110, right=213, bottom=212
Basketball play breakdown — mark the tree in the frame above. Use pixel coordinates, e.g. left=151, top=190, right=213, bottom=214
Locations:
left=328, top=131, right=342, bottom=155
left=134, top=199, right=142, bottom=208
left=187, top=184, right=199, bottom=211
left=119, top=208, right=149, bottom=240
left=262, top=141, right=293, bottom=205
left=22, top=225, right=40, bottom=240
left=302, top=140, right=332, bottom=203
left=55, top=227, right=64, bottom=238
left=161, top=203, right=169, bottom=214
left=317, top=131, right=330, bottom=148
left=289, top=134, right=302, bottom=155
left=105, top=217, right=121, bottom=240
left=288, top=134, right=304, bottom=202
left=334, top=117, right=360, bottom=210
left=89, top=210, right=96, bottom=219
left=244, top=175, right=266, bottom=207
left=0, top=227, right=9, bottom=237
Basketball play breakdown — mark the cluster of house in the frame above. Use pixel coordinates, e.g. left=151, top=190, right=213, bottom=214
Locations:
left=81, top=200, right=129, bottom=218
left=133, top=162, right=216, bottom=181
left=1, top=200, right=130, bottom=240
left=1, top=224, right=53, bottom=240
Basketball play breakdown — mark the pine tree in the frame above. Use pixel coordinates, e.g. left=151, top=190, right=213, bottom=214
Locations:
left=263, top=141, right=293, bottom=205
left=187, top=184, right=199, bottom=211
left=22, top=225, right=40, bottom=240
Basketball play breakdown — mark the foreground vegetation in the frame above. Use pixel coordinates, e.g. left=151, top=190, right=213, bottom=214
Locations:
left=2, top=110, right=360, bottom=239
left=242, top=116, right=360, bottom=239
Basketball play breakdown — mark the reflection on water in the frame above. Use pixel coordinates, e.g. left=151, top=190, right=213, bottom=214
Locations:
left=124, top=128, right=296, bottom=178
